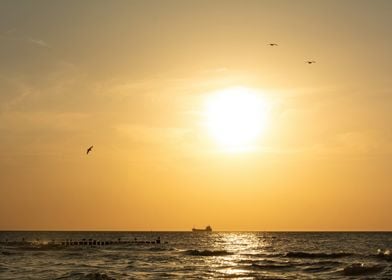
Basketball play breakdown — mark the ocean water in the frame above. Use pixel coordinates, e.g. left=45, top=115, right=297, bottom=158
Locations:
left=1, top=232, right=392, bottom=279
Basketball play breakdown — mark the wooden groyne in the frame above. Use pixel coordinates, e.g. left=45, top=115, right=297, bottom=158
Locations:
left=1, top=237, right=166, bottom=247
left=60, top=237, right=163, bottom=246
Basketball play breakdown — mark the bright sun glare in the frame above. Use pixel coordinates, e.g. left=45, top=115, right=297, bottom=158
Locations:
left=205, top=87, right=267, bottom=151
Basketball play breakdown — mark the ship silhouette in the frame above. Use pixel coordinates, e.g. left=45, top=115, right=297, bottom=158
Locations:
left=192, top=225, right=212, bottom=232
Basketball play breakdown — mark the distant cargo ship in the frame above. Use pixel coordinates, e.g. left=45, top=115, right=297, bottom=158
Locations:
left=192, top=225, right=212, bottom=232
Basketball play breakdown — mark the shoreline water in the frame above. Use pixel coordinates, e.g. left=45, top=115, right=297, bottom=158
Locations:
left=1, top=231, right=392, bottom=279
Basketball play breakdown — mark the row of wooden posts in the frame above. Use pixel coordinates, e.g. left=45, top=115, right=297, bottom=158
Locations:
left=61, top=238, right=161, bottom=246
left=1, top=237, right=163, bottom=246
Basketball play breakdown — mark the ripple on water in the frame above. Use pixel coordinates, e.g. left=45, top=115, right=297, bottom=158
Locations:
left=285, top=251, right=353, bottom=259
left=343, top=263, right=385, bottom=276
left=55, top=272, right=115, bottom=280
left=183, top=249, right=233, bottom=256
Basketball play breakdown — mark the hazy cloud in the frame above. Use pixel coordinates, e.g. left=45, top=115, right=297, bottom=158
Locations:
left=115, top=124, right=191, bottom=145
left=27, top=37, right=50, bottom=48
left=0, top=31, right=50, bottom=48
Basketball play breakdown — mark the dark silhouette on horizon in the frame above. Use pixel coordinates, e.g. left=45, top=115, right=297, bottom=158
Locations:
left=192, top=225, right=212, bottom=232
left=86, top=145, right=93, bottom=155
left=305, top=60, right=316, bottom=64
left=268, top=43, right=278, bottom=46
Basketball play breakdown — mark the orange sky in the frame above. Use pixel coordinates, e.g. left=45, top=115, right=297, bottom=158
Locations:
left=1, top=0, right=392, bottom=231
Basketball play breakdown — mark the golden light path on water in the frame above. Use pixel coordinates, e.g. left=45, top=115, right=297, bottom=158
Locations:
left=206, top=233, right=271, bottom=278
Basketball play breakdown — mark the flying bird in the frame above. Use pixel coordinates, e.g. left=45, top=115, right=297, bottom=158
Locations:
left=86, top=146, right=93, bottom=155
left=268, top=43, right=278, bottom=46
left=305, top=60, right=316, bottom=64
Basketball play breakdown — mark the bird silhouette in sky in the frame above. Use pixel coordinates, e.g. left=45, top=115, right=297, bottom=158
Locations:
left=86, top=146, right=93, bottom=155
left=305, top=60, right=316, bottom=64
left=268, top=43, right=278, bottom=46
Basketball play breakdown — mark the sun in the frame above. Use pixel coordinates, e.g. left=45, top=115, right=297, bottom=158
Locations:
left=205, top=87, right=268, bottom=151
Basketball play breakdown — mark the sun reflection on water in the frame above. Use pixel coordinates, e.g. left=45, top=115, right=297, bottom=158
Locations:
left=210, top=233, right=271, bottom=278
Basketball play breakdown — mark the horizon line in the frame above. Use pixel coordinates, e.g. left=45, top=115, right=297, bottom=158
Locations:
left=1, top=229, right=392, bottom=233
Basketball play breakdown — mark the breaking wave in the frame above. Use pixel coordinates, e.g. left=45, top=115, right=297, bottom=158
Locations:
left=376, top=249, right=392, bottom=261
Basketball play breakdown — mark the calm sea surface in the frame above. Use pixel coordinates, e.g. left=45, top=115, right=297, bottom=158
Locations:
left=1, top=231, right=392, bottom=279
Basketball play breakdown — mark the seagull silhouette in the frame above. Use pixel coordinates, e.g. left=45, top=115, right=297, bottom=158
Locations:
left=305, top=60, right=316, bottom=64
left=86, top=146, right=93, bottom=155
left=268, top=43, right=278, bottom=46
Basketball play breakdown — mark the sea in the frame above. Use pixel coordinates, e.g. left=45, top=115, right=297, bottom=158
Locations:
left=1, top=231, right=392, bottom=279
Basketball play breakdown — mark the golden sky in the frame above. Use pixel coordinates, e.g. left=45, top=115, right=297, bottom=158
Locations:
left=1, top=0, right=392, bottom=231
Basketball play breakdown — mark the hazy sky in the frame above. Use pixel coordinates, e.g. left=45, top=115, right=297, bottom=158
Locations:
left=1, top=0, right=392, bottom=231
